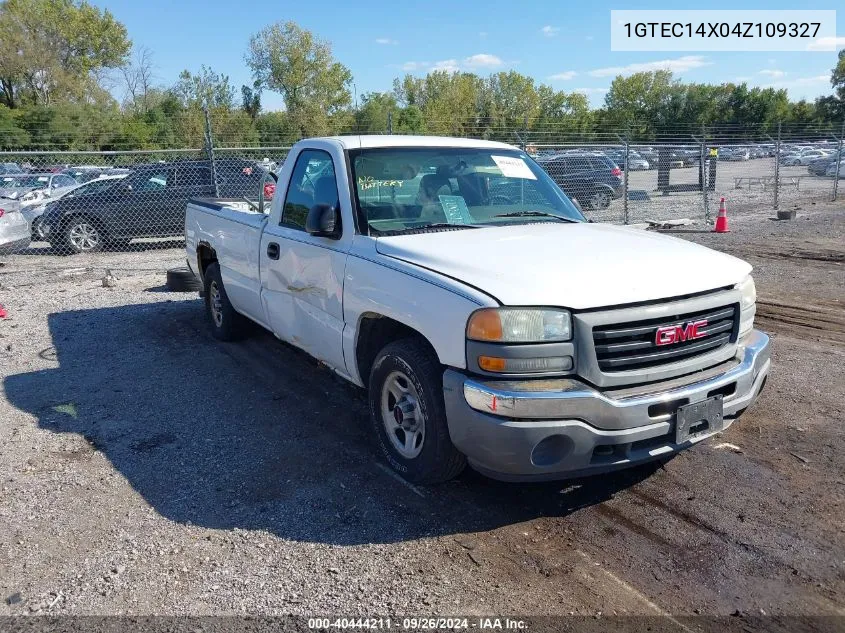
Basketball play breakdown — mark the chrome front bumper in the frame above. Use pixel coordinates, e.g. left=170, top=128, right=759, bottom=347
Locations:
left=442, top=330, right=770, bottom=481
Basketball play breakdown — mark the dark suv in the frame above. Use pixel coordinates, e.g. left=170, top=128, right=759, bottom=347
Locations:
left=535, top=153, right=624, bottom=210
left=41, top=158, right=269, bottom=254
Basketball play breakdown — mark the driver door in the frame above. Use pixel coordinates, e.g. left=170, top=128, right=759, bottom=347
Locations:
left=259, top=146, right=351, bottom=372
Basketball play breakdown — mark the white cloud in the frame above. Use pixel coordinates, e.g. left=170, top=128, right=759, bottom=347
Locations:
left=541, top=25, right=560, bottom=38
left=588, top=55, right=710, bottom=78
left=548, top=70, right=577, bottom=81
left=402, top=54, right=505, bottom=74
left=786, top=75, right=830, bottom=85
left=806, top=36, right=845, bottom=51
left=575, top=87, right=608, bottom=95
left=375, top=38, right=398, bottom=45
left=401, top=61, right=430, bottom=72
left=463, top=53, right=503, bottom=69
left=431, top=59, right=460, bottom=73
left=759, top=69, right=786, bottom=78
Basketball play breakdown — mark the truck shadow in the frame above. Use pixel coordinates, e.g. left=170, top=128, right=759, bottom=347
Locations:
left=3, top=300, right=663, bottom=545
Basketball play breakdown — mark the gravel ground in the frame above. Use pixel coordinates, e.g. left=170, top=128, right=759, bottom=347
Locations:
left=0, top=202, right=843, bottom=625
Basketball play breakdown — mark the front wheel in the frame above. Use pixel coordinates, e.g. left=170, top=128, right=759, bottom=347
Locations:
left=369, top=338, right=466, bottom=484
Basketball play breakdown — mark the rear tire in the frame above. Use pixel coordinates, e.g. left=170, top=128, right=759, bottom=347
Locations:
left=60, top=215, right=103, bottom=255
left=369, top=338, right=466, bottom=484
left=203, top=262, right=247, bottom=341
left=166, top=266, right=203, bottom=292
left=588, top=189, right=612, bottom=210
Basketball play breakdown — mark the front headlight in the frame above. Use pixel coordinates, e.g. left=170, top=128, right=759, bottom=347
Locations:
left=737, top=275, right=756, bottom=309
left=467, top=308, right=572, bottom=343
left=736, top=275, right=756, bottom=336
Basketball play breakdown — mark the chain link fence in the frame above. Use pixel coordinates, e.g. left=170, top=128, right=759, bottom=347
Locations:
left=0, top=119, right=842, bottom=262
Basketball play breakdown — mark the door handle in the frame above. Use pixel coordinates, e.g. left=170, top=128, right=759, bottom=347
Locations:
left=267, top=242, right=280, bottom=260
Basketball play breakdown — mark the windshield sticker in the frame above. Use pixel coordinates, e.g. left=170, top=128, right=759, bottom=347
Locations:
left=491, top=155, right=536, bottom=180
left=438, top=195, right=473, bottom=225
left=358, top=176, right=401, bottom=190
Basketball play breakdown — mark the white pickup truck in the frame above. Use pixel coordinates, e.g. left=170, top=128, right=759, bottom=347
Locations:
left=185, top=135, right=770, bottom=484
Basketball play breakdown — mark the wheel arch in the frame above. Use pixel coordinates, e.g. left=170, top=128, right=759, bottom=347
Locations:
left=196, top=241, right=218, bottom=282
left=354, top=313, right=439, bottom=387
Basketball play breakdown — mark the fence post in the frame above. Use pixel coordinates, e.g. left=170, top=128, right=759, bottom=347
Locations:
left=774, top=123, right=781, bottom=211
left=387, top=111, right=393, bottom=135
left=833, top=120, right=844, bottom=201
left=203, top=107, right=219, bottom=199
left=700, top=125, right=709, bottom=223
left=773, top=122, right=781, bottom=210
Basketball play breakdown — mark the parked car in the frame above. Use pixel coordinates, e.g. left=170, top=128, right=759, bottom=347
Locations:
left=184, top=134, right=770, bottom=484
left=0, top=198, right=30, bottom=254
left=61, top=166, right=129, bottom=184
left=0, top=172, right=78, bottom=202
left=23, top=173, right=128, bottom=240
left=536, top=153, right=624, bottom=210
left=807, top=151, right=843, bottom=176
left=782, top=149, right=831, bottom=166
left=0, top=162, right=23, bottom=175
left=824, top=160, right=845, bottom=178
left=720, top=147, right=751, bottom=161
left=40, top=158, right=270, bottom=253
left=604, top=150, right=649, bottom=171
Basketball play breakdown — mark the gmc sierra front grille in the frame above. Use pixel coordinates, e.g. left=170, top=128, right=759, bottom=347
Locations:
left=592, top=304, right=739, bottom=372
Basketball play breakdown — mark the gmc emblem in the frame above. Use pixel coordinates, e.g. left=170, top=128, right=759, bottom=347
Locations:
left=655, top=319, right=708, bottom=346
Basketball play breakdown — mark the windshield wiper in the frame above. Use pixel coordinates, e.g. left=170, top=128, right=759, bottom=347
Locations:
left=405, top=223, right=480, bottom=231
left=493, top=211, right=577, bottom=223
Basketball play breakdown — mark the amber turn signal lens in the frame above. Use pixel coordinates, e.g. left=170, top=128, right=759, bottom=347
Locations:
left=467, top=309, right=503, bottom=341
left=478, top=356, right=507, bottom=372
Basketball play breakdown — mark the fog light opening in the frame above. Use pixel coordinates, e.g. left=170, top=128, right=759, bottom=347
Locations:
left=530, top=435, right=573, bottom=467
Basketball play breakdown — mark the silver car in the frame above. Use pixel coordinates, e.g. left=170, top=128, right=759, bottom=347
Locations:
left=0, top=198, right=30, bottom=254
left=0, top=173, right=79, bottom=204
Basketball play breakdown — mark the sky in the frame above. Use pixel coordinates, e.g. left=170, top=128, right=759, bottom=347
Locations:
left=92, top=0, right=845, bottom=112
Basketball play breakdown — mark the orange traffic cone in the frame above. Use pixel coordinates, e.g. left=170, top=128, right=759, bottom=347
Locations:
left=714, top=197, right=730, bottom=233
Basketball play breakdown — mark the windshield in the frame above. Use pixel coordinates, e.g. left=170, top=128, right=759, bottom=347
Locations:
left=66, top=177, right=122, bottom=198
left=3, top=175, right=49, bottom=189
left=349, top=148, right=584, bottom=234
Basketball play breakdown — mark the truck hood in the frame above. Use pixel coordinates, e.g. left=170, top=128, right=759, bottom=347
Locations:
left=375, top=223, right=751, bottom=309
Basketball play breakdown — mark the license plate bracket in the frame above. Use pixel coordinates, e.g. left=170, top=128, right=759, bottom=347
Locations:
left=675, top=396, right=724, bottom=444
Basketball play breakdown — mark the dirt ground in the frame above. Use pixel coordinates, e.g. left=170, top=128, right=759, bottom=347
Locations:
left=0, top=202, right=843, bottom=628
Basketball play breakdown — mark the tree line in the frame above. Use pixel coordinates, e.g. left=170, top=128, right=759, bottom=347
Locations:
left=0, top=0, right=843, bottom=151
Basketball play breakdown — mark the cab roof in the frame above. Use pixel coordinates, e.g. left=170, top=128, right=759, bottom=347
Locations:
left=314, top=135, right=520, bottom=151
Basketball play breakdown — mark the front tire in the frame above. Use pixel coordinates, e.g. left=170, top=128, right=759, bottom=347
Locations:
left=369, top=338, right=466, bottom=484
left=203, top=262, right=248, bottom=341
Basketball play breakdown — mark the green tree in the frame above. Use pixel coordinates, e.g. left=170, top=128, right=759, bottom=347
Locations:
left=0, top=0, right=130, bottom=107
left=0, top=104, right=29, bottom=147
left=246, top=21, right=353, bottom=136
left=831, top=49, right=845, bottom=101
left=356, top=91, right=397, bottom=132
left=174, top=65, right=236, bottom=109
left=241, top=81, right=261, bottom=121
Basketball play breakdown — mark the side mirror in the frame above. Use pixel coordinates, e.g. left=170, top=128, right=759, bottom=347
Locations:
left=125, top=184, right=133, bottom=193
left=305, top=203, right=341, bottom=239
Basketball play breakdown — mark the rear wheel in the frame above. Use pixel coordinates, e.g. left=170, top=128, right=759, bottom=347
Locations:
left=588, top=189, right=612, bottom=210
left=203, top=262, right=248, bottom=341
left=369, top=338, right=466, bottom=484
left=61, top=216, right=102, bottom=254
